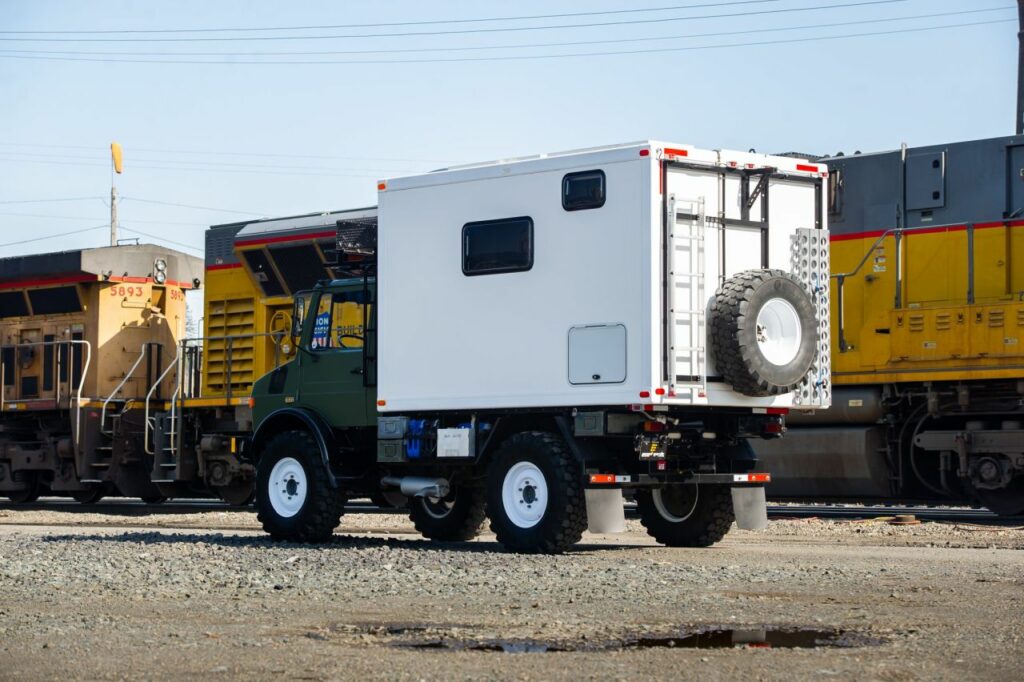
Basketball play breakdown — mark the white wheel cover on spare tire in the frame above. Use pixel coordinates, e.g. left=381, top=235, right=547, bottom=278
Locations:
left=709, top=269, right=817, bottom=397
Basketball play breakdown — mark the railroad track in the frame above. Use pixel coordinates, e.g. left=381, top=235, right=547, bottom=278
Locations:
left=1, top=498, right=1020, bottom=525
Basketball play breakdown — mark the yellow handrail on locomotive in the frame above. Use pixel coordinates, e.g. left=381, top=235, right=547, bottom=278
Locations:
left=833, top=219, right=1001, bottom=354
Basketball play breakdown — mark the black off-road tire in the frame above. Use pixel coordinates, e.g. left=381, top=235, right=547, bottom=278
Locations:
left=709, top=269, right=817, bottom=397
left=636, top=484, right=734, bottom=547
left=486, top=431, right=587, bottom=554
left=256, top=430, right=346, bottom=542
left=409, top=484, right=487, bottom=542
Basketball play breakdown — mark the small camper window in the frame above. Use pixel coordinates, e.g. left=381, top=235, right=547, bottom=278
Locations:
left=562, top=170, right=606, bottom=211
left=462, top=217, right=533, bottom=276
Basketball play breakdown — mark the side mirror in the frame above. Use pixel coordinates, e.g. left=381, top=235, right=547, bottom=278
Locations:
left=291, top=297, right=306, bottom=346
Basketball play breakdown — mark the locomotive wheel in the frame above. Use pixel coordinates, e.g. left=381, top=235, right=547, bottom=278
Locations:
left=256, top=430, right=345, bottom=542
left=486, top=431, right=587, bottom=554
left=975, top=478, right=1024, bottom=517
left=709, top=269, right=818, bottom=397
left=72, top=487, right=106, bottom=504
left=140, top=494, right=167, bottom=504
left=216, top=481, right=256, bottom=507
left=635, top=484, right=734, bottom=547
left=7, top=472, right=41, bottom=504
left=409, top=484, right=487, bottom=542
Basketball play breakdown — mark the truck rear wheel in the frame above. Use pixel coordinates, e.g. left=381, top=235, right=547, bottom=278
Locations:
left=486, top=431, right=587, bottom=554
left=256, top=430, right=345, bottom=542
left=710, top=269, right=817, bottom=397
left=409, top=484, right=487, bottom=542
left=635, top=484, right=734, bottom=547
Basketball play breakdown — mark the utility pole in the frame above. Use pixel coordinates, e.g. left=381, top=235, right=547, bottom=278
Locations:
left=110, top=140, right=123, bottom=244
left=1018, top=1, right=1024, bottom=134
left=110, top=185, right=118, bottom=246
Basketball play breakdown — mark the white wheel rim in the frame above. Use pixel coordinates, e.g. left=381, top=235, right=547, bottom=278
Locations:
left=268, top=457, right=307, bottom=519
left=502, top=462, right=548, bottom=529
left=755, top=297, right=802, bottom=366
left=652, top=485, right=698, bottom=523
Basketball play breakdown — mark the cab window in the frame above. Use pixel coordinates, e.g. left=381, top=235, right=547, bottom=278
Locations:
left=308, top=291, right=369, bottom=351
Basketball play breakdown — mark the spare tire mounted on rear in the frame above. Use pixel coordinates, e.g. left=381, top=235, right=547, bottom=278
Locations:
left=709, top=269, right=817, bottom=397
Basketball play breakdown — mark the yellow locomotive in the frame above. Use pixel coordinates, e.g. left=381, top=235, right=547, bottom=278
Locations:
left=0, top=207, right=374, bottom=503
left=758, top=135, right=1024, bottom=515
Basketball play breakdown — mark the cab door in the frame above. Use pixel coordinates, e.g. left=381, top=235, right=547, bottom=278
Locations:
left=295, top=286, right=371, bottom=427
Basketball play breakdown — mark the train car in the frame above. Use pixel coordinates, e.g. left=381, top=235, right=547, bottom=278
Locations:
left=0, top=208, right=375, bottom=504
left=755, top=135, right=1024, bottom=515
left=0, top=244, right=200, bottom=502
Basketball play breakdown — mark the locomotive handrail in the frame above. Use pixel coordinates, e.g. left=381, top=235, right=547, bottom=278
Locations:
left=832, top=219, right=982, bottom=352
left=100, top=343, right=148, bottom=436
left=143, top=347, right=181, bottom=456
left=0, top=339, right=91, bottom=454
left=177, top=330, right=287, bottom=399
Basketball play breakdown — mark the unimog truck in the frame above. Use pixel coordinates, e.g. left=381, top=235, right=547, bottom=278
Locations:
left=248, top=141, right=831, bottom=553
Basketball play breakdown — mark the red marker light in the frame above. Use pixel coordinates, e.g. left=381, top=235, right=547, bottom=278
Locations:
left=654, top=388, right=666, bottom=396
left=639, top=391, right=651, bottom=398
left=639, top=149, right=650, bottom=157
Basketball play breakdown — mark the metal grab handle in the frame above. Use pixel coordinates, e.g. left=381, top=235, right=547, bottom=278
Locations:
left=144, top=347, right=181, bottom=456
left=0, top=339, right=91, bottom=454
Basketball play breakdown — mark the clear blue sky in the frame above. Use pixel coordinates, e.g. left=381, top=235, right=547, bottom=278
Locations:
left=0, top=0, right=1017, bottom=258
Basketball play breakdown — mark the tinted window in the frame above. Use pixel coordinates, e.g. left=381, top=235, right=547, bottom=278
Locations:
left=241, top=249, right=286, bottom=297
left=562, top=170, right=606, bottom=211
left=462, top=217, right=533, bottom=276
left=0, top=291, right=29, bottom=318
left=27, top=286, right=80, bottom=315
left=270, top=243, right=325, bottom=293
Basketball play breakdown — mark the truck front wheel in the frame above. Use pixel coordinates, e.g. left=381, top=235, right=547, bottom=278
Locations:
left=409, top=484, right=487, bottom=542
left=256, top=430, right=345, bottom=542
left=486, top=431, right=587, bottom=554
left=635, top=484, right=734, bottom=547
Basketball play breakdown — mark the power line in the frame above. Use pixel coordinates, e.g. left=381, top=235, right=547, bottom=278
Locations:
left=0, top=149, right=423, bottom=173
left=0, top=155, right=387, bottom=178
left=0, top=1, right=909, bottom=43
left=0, top=141, right=446, bottom=163
left=121, top=197, right=268, bottom=216
left=0, top=6, right=1009, bottom=58
left=0, top=18, right=1007, bottom=65
left=118, top=225, right=202, bottom=251
left=0, top=1, right=779, bottom=34
left=0, top=224, right=107, bottom=248
left=0, top=195, right=104, bottom=205
left=0, top=210, right=208, bottom=226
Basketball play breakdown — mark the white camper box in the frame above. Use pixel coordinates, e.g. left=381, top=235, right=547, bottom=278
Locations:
left=377, top=141, right=830, bottom=414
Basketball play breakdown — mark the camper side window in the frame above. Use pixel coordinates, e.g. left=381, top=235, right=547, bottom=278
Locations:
left=562, top=170, right=606, bottom=211
left=462, top=217, right=533, bottom=276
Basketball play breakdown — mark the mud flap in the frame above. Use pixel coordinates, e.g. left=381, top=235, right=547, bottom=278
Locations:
left=584, top=489, right=626, bottom=533
left=731, top=486, right=768, bottom=530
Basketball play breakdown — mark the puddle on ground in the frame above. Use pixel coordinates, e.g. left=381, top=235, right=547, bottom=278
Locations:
left=396, top=628, right=883, bottom=653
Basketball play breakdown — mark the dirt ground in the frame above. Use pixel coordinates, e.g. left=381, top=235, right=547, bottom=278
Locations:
left=0, top=507, right=1021, bottom=681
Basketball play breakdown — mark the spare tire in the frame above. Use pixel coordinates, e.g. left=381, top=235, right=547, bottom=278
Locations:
left=709, top=269, right=817, bottom=397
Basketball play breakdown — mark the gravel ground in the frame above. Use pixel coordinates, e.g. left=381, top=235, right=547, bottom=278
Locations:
left=1, top=509, right=1022, bottom=681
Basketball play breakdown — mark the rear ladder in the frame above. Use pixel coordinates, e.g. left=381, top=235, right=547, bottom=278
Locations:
left=665, top=195, right=708, bottom=399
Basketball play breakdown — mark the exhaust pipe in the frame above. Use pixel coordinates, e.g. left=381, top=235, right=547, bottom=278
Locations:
left=380, top=476, right=450, bottom=499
